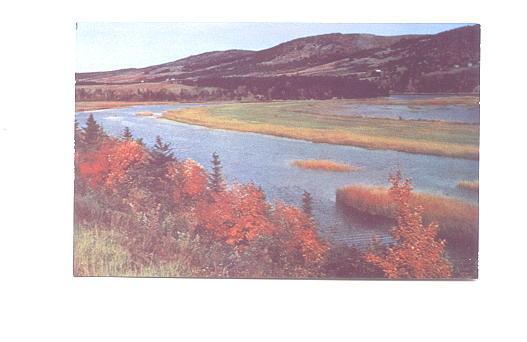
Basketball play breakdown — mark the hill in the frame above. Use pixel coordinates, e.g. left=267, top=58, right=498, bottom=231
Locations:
left=76, top=25, right=480, bottom=101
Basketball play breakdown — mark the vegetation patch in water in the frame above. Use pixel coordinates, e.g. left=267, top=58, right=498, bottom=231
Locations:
left=291, top=159, right=360, bottom=172
left=458, top=180, right=479, bottom=192
left=336, top=184, right=478, bottom=252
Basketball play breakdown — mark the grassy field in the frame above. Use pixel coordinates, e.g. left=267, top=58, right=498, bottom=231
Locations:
left=291, top=159, right=360, bottom=172
left=74, top=227, right=187, bottom=277
left=162, top=99, right=479, bottom=159
left=336, top=185, right=479, bottom=251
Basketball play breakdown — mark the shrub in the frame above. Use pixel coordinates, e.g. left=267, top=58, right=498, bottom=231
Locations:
left=364, top=171, right=453, bottom=279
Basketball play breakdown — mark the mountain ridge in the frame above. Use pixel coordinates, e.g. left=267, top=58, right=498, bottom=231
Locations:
left=76, top=24, right=480, bottom=101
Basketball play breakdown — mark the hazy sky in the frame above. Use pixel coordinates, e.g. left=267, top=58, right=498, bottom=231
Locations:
left=76, top=23, right=471, bottom=72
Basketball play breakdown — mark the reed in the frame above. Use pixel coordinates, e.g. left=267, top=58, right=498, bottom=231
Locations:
left=336, top=185, right=478, bottom=250
left=291, top=159, right=360, bottom=172
left=136, top=111, right=154, bottom=116
left=458, top=180, right=479, bottom=192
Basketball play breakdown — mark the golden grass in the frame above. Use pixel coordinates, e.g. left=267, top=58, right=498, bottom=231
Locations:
left=73, top=228, right=134, bottom=276
left=136, top=111, right=154, bottom=116
left=324, top=95, right=479, bottom=107
left=336, top=185, right=478, bottom=249
left=75, top=101, right=176, bottom=112
left=73, top=227, right=186, bottom=277
left=163, top=106, right=479, bottom=160
left=292, top=159, right=360, bottom=172
left=458, top=180, right=479, bottom=192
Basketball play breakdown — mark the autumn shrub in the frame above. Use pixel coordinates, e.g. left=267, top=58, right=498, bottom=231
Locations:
left=364, top=172, right=453, bottom=279
left=75, top=119, right=330, bottom=278
left=322, top=244, right=384, bottom=279
left=196, top=183, right=273, bottom=247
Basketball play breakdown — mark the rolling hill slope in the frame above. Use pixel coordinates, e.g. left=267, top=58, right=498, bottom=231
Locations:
left=76, top=25, right=480, bottom=101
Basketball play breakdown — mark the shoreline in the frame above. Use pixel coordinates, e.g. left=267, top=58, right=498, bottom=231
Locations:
left=162, top=106, right=479, bottom=160
left=163, top=114, right=479, bottom=160
left=75, top=99, right=480, bottom=160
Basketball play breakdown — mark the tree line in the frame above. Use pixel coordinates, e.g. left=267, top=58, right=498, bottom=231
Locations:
left=75, top=75, right=387, bottom=102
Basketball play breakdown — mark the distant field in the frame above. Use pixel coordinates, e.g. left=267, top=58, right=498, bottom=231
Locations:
left=75, top=101, right=177, bottom=112
left=163, top=99, right=480, bottom=159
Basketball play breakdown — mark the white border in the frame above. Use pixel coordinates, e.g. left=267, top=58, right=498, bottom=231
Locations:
left=1, top=1, right=526, bottom=341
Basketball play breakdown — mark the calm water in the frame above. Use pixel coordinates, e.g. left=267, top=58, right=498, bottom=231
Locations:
left=75, top=101, right=479, bottom=247
left=338, top=96, right=480, bottom=123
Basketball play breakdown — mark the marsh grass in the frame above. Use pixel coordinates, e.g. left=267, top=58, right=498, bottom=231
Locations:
left=458, top=180, right=479, bottom=192
left=163, top=104, right=479, bottom=159
left=291, top=159, right=360, bottom=172
left=136, top=111, right=154, bottom=116
left=336, top=185, right=478, bottom=251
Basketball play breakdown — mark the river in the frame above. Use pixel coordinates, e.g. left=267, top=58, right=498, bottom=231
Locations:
left=75, top=100, right=479, bottom=249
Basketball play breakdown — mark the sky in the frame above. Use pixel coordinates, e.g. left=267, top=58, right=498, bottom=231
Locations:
left=76, top=23, right=472, bottom=72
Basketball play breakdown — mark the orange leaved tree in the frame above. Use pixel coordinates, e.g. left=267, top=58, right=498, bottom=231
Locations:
left=365, top=171, right=452, bottom=279
left=196, top=183, right=274, bottom=247
left=272, top=203, right=327, bottom=266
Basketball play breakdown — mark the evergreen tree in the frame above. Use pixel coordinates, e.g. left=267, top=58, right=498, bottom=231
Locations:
left=150, top=136, right=175, bottom=167
left=209, top=152, right=224, bottom=193
left=82, top=114, right=105, bottom=148
left=302, top=191, right=314, bottom=218
left=131, top=136, right=175, bottom=209
left=74, top=120, right=83, bottom=148
left=122, top=126, right=133, bottom=140
left=148, top=136, right=175, bottom=182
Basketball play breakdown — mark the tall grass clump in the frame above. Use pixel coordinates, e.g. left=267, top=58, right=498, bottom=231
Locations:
left=336, top=185, right=478, bottom=252
left=291, top=159, right=360, bottom=172
left=458, top=180, right=479, bottom=192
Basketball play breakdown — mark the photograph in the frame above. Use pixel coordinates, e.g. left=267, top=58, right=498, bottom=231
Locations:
left=74, top=22, right=480, bottom=279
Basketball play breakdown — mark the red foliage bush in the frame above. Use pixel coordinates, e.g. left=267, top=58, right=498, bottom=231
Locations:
left=75, top=132, right=328, bottom=276
left=365, top=171, right=452, bottom=279
left=77, top=139, right=147, bottom=191
left=196, top=184, right=274, bottom=246
left=272, top=203, right=327, bottom=265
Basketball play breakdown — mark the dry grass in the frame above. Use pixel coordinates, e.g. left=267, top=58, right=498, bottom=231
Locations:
left=73, top=227, right=187, bottom=277
left=458, top=180, right=479, bottom=192
left=324, top=95, right=479, bottom=107
left=75, top=101, right=177, bottom=112
left=163, top=106, right=479, bottom=160
left=136, top=111, right=154, bottom=116
left=73, top=227, right=135, bottom=276
left=336, top=185, right=478, bottom=250
left=292, top=159, right=360, bottom=172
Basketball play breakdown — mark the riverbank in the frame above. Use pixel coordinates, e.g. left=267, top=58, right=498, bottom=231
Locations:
left=75, top=101, right=179, bottom=112
left=162, top=101, right=480, bottom=159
